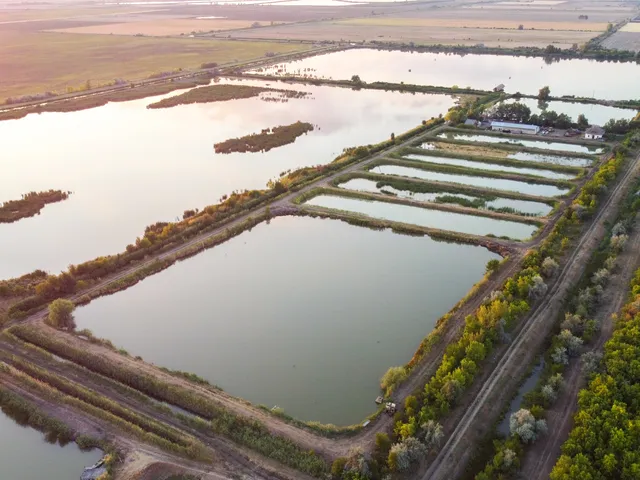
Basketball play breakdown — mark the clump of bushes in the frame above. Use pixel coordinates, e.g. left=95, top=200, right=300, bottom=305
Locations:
left=0, top=190, right=69, bottom=224
left=214, top=121, right=314, bottom=154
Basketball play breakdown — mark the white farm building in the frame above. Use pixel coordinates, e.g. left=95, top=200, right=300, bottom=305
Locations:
left=490, top=121, right=540, bottom=135
left=585, top=125, right=605, bottom=140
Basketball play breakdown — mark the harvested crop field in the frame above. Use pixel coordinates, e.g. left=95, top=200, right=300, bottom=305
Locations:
left=0, top=32, right=310, bottom=98
left=48, top=18, right=291, bottom=36
left=227, top=22, right=596, bottom=48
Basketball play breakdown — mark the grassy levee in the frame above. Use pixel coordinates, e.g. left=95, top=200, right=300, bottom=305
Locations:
left=368, top=158, right=575, bottom=191
left=6, top=325, right=329, bottom=476
left=5, top=117, right=445, bottom=320
left=295, top=186, right=544, bottom=228
left=331, top=171, right=559, bottom=208
left=0, top=384, right=119, bottom=477
left=398, top=147, right=585, bottom=176
left=2, top=354, right=192, bottom=449
left=0, top=77, right=214, bottom=122
left=0, top=361, right=210, bottom=461
left=233, top=73, right=491, bottom=96
left=146, top=84, right=308, bottom=109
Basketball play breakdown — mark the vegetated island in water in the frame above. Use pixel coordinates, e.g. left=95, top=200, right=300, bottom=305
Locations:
left=214, top=121, right=314, bottom=154
left=147, top=84, right=308, bottom=109
left=0, top=190, right=70, bottom=223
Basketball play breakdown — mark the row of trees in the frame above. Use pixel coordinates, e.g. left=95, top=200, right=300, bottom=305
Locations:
left=488, top=102, right=591, bottom=130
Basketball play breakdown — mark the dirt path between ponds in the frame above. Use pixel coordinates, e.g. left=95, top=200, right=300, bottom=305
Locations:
left=421, top=153, right=640, bottom=480
left=519, top=210, right=640, bottom=480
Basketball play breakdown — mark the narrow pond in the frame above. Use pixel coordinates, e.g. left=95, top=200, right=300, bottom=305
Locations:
left=338, top=178, right=553, bottom=216
left=370, top=164, right=569, bottom=197
left=0, top=78, right=454, bottom=279
left=404, top=154, right=576, bottom=180
left=305, top=195, right=538, bottom=240
left=420, top=143, right=593, bottom=168
left=497, top=360, right=545, bottom=436
left=252, top=49, right=640, bottom=100
left=0, top=409, right=102, bottom=479
left=500, top=98, right=637, bottom=126
left=74, top=216, right=499, bottom=425
left=437, top=132, right=603, bottom=154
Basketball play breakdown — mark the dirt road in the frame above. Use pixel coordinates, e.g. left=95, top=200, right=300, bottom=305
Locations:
left=422, top=153, right=640, bottom=480
left=519, top=210, right=640, bottom=480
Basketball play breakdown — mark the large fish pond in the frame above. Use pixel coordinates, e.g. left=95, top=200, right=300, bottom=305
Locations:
left=252, top=49, right=640, bottom=100
left=0, top=410, right=102, bottom=479
left=74, top=216, right=499, bottom=425
left=0, top=78, right=454, bottom=279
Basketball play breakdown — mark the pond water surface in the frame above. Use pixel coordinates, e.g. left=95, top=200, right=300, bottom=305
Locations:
left=370, top=164, right=569, bottom=197
left=437, top=132, right=604, bottom=154
left=338, top=178, right=553, bottom=216
left=0, top=410, right=102, bottom=479
left=0, top=79, right=454, bottom=279
left=507, top=151, right=592, bottom=168
left=74, top=216, right=499, bottom=425
left=404, top=154, right=576, bottom=180
left=306, top=195, right=537, bottom=239
left=252, top=49, right=640, bottom=100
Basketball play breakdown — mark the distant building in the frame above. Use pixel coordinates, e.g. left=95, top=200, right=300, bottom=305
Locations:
left=585, top=125, right=605, bottom=140
left=464, top=119, right=479, bottom=127
left=490, top=121, right=540, bottom=135
left=493, top=84, right=505, bottom=92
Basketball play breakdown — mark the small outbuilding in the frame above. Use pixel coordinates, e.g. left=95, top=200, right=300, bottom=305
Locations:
left=490, top=121, right=540, bottom=135
left=464, top=119, right=479, bottom=127
left=493, top=83, right=505, bottom=92
left=585, top=125, right=605, bottom=140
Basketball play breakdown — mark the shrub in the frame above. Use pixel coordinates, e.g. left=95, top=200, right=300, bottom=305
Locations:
left=380, top=366, right=407, bottom=397
left=509, top=409, right=547, bottom=443
left=45, top=299, right=76, bottom=329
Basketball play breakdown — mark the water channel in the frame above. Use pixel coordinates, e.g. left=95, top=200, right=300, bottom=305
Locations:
left=305, top=195, right=538, bottom=239
left=403, top=154, right=576, bottom=180
left=74, top=216, right=499, bottom=425
left=370, top=164, right=569, bottom=197
left=0, top=78, right=454, bottom=279
left=0, top=410, right=102, bottom=479
left=252, top=49, right=640, bottom=100
left=338, top=178, right=553, bottom=216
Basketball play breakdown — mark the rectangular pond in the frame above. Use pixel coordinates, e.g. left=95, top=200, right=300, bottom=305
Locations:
left=251, top=49, right=640, bottom=100
left=74, top=216, right=499, bottom=425
left=305, top=195, right=538, bottom=240
left=0, top=408, right=102, bottom=479
left=338, top=178, right=553, bottom=217
left=507, top=151, right=592, bottom=168
left=371, top=164, right=569, bottom=197
left=404, top=154, right=576, bottom=180
left=500, top=97, right=637, bottom=126
left=437, top=132, right=604, bottom=154
left=0, top=78, right=455, bottom=279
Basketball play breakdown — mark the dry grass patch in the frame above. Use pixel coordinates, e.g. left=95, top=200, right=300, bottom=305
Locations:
left=0, top=32, right=309, bottom=98
left=48, top=18, right=291, bottom=36
left=621, top=22, right=640, bottom=33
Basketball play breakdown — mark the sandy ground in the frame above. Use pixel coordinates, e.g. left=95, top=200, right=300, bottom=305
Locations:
left=519, top=211, right=640, bottom=480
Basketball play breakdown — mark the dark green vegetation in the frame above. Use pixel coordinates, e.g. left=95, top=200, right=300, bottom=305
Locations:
left=214, top=121, right=314, bottom=154
left=8, top=325, right=328, bottom=476
left=46, top=299, right=75, bottom=330
left=475, top=173, right=640, bottom=480
left=0, top=78, right=213, bottom=121
left=329, top=148, right=627, bottom=478
left=146, top=84, right=307, bottom=109
left=550, top=267, right=640, bottom=479
left=0, top=190, right=69, bottom=223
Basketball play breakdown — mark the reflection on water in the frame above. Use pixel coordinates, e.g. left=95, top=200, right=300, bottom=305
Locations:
left=404, top=154, right=576, bottom=180
left=306, top=194, right=537, bottom=239
left=0, top=78, right=454, bottom=279
left=372, top=164, right=569, bottom=197
left=252, top=49, right=640, bottom=100
left=75, top=216, right=498, bottom=425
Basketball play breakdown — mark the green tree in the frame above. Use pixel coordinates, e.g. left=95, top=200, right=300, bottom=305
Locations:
left=375, top=433, right=392, bottom=459
left=351, top=75, right=362, bottom=84
left=538, top=86, right=551, bottom=101
left=486, top=259, right=500, bottom=274
left=577, top=114, right=589, bottom=129
left=46, top=299, right=76, bottom=330
left=331, top=457, right=347, bottom=478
